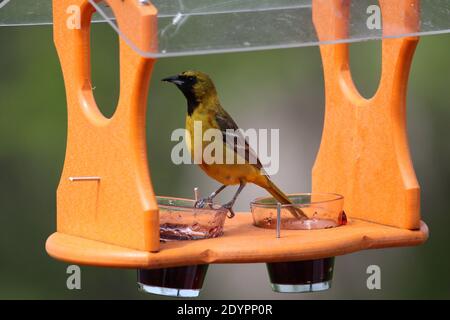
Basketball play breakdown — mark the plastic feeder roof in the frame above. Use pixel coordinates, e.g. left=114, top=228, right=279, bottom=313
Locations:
left=1, top=0, right=450, bottom=57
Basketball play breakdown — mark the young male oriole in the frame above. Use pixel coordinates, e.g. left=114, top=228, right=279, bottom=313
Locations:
left=163, top=71, right=305, bottom=219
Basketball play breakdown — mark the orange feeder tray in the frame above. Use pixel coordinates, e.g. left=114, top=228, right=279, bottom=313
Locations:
left=46, top=0, right=428, bottom=280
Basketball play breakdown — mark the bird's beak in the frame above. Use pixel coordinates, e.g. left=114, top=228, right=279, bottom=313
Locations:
left=162, top=75, right=184, bottom=86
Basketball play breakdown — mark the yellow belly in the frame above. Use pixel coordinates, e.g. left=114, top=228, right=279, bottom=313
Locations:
left=199, top=162, right=261, bottom=185
left=186, top=115, right=263, bottom=186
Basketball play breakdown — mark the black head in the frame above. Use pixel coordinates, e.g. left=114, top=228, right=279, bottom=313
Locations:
left=162, top=73, right=197, bottom=91
left=162, top=71, right=216, bottom=115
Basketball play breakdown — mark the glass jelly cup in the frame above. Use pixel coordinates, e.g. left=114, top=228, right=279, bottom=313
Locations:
left=138, top=197, right=228, bottom=298
left=251, top=193, right=345, bottom=293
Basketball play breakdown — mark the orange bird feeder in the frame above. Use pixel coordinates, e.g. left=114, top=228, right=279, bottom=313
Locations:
left=45, top=0, right=429, bottom=295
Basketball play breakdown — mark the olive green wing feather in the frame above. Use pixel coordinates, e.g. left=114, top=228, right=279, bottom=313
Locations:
left=215, top=109, right=264, bottom=170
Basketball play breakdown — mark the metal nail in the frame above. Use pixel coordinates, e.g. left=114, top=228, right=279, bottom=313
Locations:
left=69, top=176, right=101, bottom=182
left=276, top=202, right=281, bottom=239
left=194, top=187, right=200, bottom=202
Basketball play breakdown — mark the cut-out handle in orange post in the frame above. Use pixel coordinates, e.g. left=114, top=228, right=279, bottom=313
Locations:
left=52, top=0, right=160, bottom=252
left=312, top=0, right=421, bottom=229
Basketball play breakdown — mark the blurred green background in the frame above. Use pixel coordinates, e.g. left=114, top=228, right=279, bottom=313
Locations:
left=0, top=21, right=449, bottom=299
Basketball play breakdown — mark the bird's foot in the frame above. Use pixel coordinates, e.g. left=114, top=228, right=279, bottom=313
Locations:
left=195, top=197, right=214, bottom=209
left=222, top=202, right=235, bottom=219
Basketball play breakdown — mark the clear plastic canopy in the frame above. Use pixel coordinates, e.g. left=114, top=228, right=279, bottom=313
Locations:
left=1, top=0, right=450, bottom=57
left=89, top=0, right=450, bottom=57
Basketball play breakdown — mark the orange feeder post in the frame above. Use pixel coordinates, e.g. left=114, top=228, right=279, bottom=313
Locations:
left=46, top=0, right=428, bottom=294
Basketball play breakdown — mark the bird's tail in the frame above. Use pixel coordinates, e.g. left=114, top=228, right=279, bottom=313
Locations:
left=259, top=177, right=308, bottom=219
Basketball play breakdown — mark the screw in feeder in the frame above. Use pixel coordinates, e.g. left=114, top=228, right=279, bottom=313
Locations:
left=276, top=202, right=282, bottom=238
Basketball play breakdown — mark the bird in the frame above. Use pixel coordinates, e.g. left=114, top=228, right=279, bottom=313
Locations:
left=162, top=71, right=306, bottom=219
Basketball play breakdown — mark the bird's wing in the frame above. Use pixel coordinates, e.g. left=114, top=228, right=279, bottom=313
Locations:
left=215, top=109, right=264, bottom=171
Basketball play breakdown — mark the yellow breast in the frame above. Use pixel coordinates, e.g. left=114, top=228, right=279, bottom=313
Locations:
left=185, top=111, right=262, bottom=186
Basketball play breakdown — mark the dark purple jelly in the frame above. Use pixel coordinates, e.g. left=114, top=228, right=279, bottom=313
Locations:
left=267, top=257, right=334, bottom=285
left=138, top=264, right=209, bottom=290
